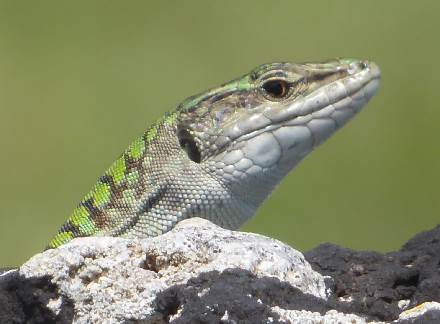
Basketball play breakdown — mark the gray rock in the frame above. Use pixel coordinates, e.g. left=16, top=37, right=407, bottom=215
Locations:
left=396, top=302, right=440, bottom=323
left=0, top=218, right=438, bottom=323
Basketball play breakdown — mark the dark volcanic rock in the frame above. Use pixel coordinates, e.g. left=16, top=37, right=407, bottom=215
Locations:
left=305, top=225, right=440, bottom=322
left=0, top=270, right=74, bottom=324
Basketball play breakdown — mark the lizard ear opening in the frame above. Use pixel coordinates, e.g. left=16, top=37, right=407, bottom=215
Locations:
left=177, top=129, right=201, bottom=163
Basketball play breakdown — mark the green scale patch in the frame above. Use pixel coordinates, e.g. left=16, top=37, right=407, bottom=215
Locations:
left=48, top=231, right=74, bottom=248
left=47, top=205, right=99, bottom=248
left=69, top=205, right=98, bottom=235
left=47, top=112, right=177, bottom=249
left=145, top=125, right=158, bottom=143
left=107, top=157, right=127, bottom=184
left=143, top=112, right=177, bottom=144
left=127, top=137, right=145, bottom=159
left=85, top=182, right=112, bottom=207
left=163, top=111, right=177, bottom=125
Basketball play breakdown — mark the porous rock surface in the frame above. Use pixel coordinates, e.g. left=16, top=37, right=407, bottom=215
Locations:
left=305, top=224, right=440, bottom=323
left=0, top=218, right=439, bottom=323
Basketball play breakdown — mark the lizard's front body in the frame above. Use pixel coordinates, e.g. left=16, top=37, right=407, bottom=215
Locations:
left=48, top=59, right=380, bottom=248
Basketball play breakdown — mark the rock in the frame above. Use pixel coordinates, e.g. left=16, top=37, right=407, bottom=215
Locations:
left=397, top=302, right=440, bottom=323
left=1, top=218, right=328, bottom=323
left=304, top=225, right=440, bottom=322
left=0, top=219, right=439, bottom=323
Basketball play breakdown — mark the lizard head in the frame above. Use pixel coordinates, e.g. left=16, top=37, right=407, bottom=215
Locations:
left=176, top=59, right=380, bottom=199
left=106, top=59, right=380, bottom=235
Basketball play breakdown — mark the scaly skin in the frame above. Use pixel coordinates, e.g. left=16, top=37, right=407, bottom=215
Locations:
left=48, top=59, right=380, bottom=249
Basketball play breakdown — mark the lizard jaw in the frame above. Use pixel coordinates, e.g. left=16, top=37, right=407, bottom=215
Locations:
left=212, top=60, right=380, bottom=185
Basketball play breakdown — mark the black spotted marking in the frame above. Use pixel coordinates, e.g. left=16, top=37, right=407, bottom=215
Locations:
left=98, top=155, right=137, bottom=207
left=138, top=185, right=168, bottom=215
left=99, top=174, right=115, bottom=187
left=116, top=184, right=169, bottom=236
left=80, top=198, right=109, bottom=228
left=123, top=152, right=140, bottom=174
left=207, top=90, right=235, bottom=105
left=81, top=198, right=98, bottom=214
left=59, top=220, right=81, bottom=237
left=260, top=71, right=288, bottom=80
left=98, top=174, right=123, bottom=204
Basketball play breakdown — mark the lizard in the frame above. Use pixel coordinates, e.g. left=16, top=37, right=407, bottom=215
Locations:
left=47, top=58, right=380, bottom=249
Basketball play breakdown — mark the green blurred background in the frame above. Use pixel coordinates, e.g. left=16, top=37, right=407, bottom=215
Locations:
left=0, top=1, right=439, bottom=266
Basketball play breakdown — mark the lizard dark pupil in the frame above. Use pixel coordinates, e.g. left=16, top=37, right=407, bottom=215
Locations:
left=177, top=129, right=201, bottom=163
left=262, top=79, right=289, bottom=98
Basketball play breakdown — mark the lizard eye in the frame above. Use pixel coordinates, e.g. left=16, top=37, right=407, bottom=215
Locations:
left=177, top=129, right=201, bottom=163
left=261, top=79, right=290, bottom=100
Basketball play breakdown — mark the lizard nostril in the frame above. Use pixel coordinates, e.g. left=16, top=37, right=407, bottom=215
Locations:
left=359, top=61, right=369, bottom=70
left=347, top=60, right=369, bottom=74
